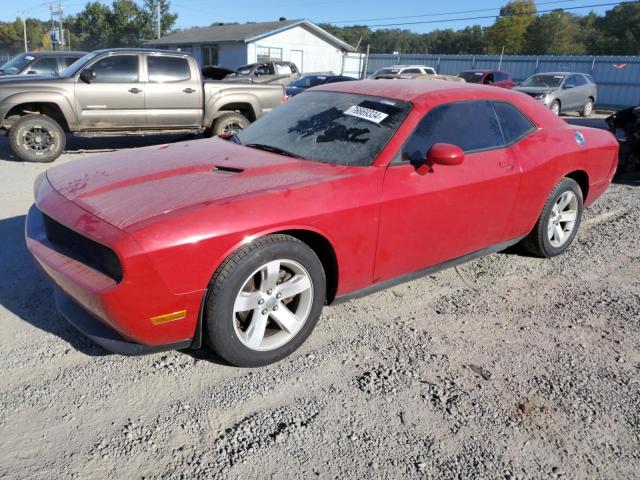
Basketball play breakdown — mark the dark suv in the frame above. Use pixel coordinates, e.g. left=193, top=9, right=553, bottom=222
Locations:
left=0, top=51, right=87, bottom=76
left=458, top=70, right=515, bottom=89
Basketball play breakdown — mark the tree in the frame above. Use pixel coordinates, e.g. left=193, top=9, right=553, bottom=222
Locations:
left=141, top=0, right=178, bottom=39
left=592, top=3, right=640, bottom=54
left=523, top=10, right=585, bottom=55
left=485, top=0, right=537, bottom=54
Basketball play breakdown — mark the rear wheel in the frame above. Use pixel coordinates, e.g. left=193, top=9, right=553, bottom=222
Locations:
left=521, top=178, right=583, bottom=257
left=204, top=234, right=326, bottom=367
left=8, top=114, right=66, bottom=163
left=206, top=112, right=250, bottom=138
left=580, top=98, right=594, bottom=117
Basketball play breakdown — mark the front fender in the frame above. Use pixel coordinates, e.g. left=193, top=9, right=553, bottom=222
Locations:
left=0, top=91, right=78, bottom=129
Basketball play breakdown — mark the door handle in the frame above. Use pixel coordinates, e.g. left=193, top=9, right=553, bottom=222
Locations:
left=128, top=88, right=142, bottom=94
left=499, top=160, right=514, bottom=171
left=183, top=88, right=196, bottom=94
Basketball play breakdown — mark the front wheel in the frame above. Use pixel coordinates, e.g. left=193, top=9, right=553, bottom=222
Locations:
left=8, top=114, right=66, bottom=163
left=206, top=112, right=250, bottom=138
left=521, top=178, right=584, bottom=258
left=550, top=100, right=561, bottom=116
left=580, top=99, right=594, bottom=117
left=204, top=234, right=326, bottom=367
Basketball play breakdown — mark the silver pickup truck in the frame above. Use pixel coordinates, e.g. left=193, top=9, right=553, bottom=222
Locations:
left=0, top=48, right=285, bottom=162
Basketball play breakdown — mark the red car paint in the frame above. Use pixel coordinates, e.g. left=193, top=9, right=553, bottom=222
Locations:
left=459, top=70, right=516, bottom=89
left=26, top=80, right=618, bottom=351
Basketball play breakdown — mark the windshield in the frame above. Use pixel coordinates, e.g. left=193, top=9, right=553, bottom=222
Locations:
left=236, top=91, right=411, bottom=166
left=0, top=53, right=37, bottom=74
left=521, top=74, right=565, bottom=88
left=59, top=52, right=99, bottom=77
left=458, top=71, right=484, bottom=83
left=289, top=76, right=328, bottom=88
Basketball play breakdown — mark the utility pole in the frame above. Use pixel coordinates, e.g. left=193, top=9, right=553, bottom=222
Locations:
left=20, top=13, right=28, bottom=52
left=156, top=0, right=162, bottom=39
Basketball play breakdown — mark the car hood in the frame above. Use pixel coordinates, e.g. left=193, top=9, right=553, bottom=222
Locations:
left=514, top=86, right=555, bottom=94
left=45, top=138, right=354, bottom=231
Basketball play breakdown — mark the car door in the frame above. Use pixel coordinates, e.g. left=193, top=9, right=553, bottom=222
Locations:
left=572, top=74, right=590, bottom=108
left=559, top=75, right=581, bottom=110
left=74, top=53, right=145, bottom=129
left=373, top=100, right=522, bottom=283
left=144, top=54, right=203, bottom=127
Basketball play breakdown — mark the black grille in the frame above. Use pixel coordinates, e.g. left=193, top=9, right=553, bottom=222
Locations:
left=42, top=214, right=123, bottom=282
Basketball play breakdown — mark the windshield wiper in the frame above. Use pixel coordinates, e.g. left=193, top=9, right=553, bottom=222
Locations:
left=245, top=143, right=303, bottom=159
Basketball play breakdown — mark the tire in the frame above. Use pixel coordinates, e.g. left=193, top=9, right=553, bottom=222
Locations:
left=580, top=98, right=594, bottom=117
left=204, top=234, right=326, bottom=367
left=521, top=178, right=584, bottom=258
left=206, top=112, right=250, bottom=138
left=8, top=114, right=66, bottom=163
left=550, top=100, right=561, bottom=116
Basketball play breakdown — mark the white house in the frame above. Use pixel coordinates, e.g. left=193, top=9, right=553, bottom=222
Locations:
left=146, top=19, right=355, bottom=74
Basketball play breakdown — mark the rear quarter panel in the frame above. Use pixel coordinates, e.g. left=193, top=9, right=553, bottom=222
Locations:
left=503, top=124, right=618, bottom=239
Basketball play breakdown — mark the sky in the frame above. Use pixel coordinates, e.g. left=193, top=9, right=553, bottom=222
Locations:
left=1, top=0, right=617, bottom=33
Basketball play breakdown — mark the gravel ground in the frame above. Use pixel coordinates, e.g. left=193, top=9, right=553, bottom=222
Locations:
left=1, top=122, right=639, bottom=479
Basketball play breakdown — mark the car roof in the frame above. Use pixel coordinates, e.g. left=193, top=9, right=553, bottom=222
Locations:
left=532, top=71, right=585, bottom=76
left=92, top=48, right=193, bottom=56
left=462, top=69, right=508, bottom=73
left=313, top=78, right=522, bottom=103
left=382, top=65, right=432, bottom=68
left=27, top=50, right=87, bottom=56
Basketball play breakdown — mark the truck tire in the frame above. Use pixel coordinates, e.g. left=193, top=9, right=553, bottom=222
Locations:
left=9, top=114, right=66, bottom=163
left=208, top=112, right=250, bottom=137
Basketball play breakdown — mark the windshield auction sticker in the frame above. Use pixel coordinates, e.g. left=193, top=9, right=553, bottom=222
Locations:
left=344, top=105, right=389, bottom=124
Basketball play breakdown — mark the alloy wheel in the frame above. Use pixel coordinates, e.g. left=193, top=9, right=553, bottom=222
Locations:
left=232, top=259, right=313, bottom=351
left=547, top=191, right=578, bottom=247
left=22, top=126, right=54, bottom=153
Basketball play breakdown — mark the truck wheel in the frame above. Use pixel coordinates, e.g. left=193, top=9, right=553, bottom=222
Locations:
left=208, top=112, right=250, bottom=137
left=204, top=234, right=326, bottom=367
left=9, top=114, right=66, bottom=163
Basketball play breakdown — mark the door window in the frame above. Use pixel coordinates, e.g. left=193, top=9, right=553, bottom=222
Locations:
left=564, top=75, right=577, bottom=89
left=491, top=102, right=535, bottom=144
left=254, top=63, right=274, bottom=76
left=89, top=55, right=139, bottom=83
left=402, top=101, right=504, bottom=163
left=29, top=57, right=58, bottom=75
left=574, top=74, right=587, bottom=86
left=403, top=68, right=422, bottom=74
left=147, top=56, right=191, bottom=82
left=64, top=56, right=82, bottom=67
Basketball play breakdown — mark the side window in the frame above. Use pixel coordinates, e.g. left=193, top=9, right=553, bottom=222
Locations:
left=275, top=63, right=292, bottom=75
left=29, top=57, right=58, bottom=75
left=491, top=102, right=535, bottom=144
left=564, top=75, right=577, bottom=88
left=574, top=75, right=587, bottom=86
left=403, top=68, right=422, bottom=74
left=494, top=72, right=507, bottom=82
left=402, top=101, right=503, bottom=163
left=64, top=57, right=81, bottom=67
left=89, top=55, right=139, bottom=83
left=254, top=63, right=274, bottom=76
left=147, top=56, right=191, bottom=82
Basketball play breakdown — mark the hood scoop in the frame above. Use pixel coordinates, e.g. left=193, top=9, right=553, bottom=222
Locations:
left=212, top=165, right=244, bottom=174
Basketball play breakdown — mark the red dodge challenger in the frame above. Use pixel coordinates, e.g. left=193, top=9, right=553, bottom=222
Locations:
left=26, top=80, right=618, bottom=367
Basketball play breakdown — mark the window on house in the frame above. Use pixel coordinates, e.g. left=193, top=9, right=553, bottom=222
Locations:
left=203, top=46, right=219, bottom=66
left=256, top=46, right=283, bottom=62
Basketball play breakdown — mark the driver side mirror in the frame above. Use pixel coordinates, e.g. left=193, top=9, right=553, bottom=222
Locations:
left=416, top=143, right=465, bottom=175
left=80, top=68, right=96, bottom=84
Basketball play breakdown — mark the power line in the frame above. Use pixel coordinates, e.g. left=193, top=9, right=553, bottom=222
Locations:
left=324, top=0, right=585, bottom=25
left=335, top=1, right=637, bottom=28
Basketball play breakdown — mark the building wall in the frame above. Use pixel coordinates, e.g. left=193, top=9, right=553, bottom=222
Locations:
left=247, top=25, right=345, bottom=74
left=219, top=43, right=248, bottom=69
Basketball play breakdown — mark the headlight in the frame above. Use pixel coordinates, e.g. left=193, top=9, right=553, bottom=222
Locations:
left=33, top=171, right=46, bottom=200
left=534, top=93, right=548, bottom=100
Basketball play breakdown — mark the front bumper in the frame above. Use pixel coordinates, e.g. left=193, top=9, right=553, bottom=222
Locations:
left=54, top=286, right=193, bottom=355
left=25, top=179, right=204, bottom=354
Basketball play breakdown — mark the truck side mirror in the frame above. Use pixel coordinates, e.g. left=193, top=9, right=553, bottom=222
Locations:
left=80, top=69, right=95, bottom=84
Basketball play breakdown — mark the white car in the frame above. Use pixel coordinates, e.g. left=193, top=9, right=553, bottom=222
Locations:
left=370, top=65, right=437, bottom=78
